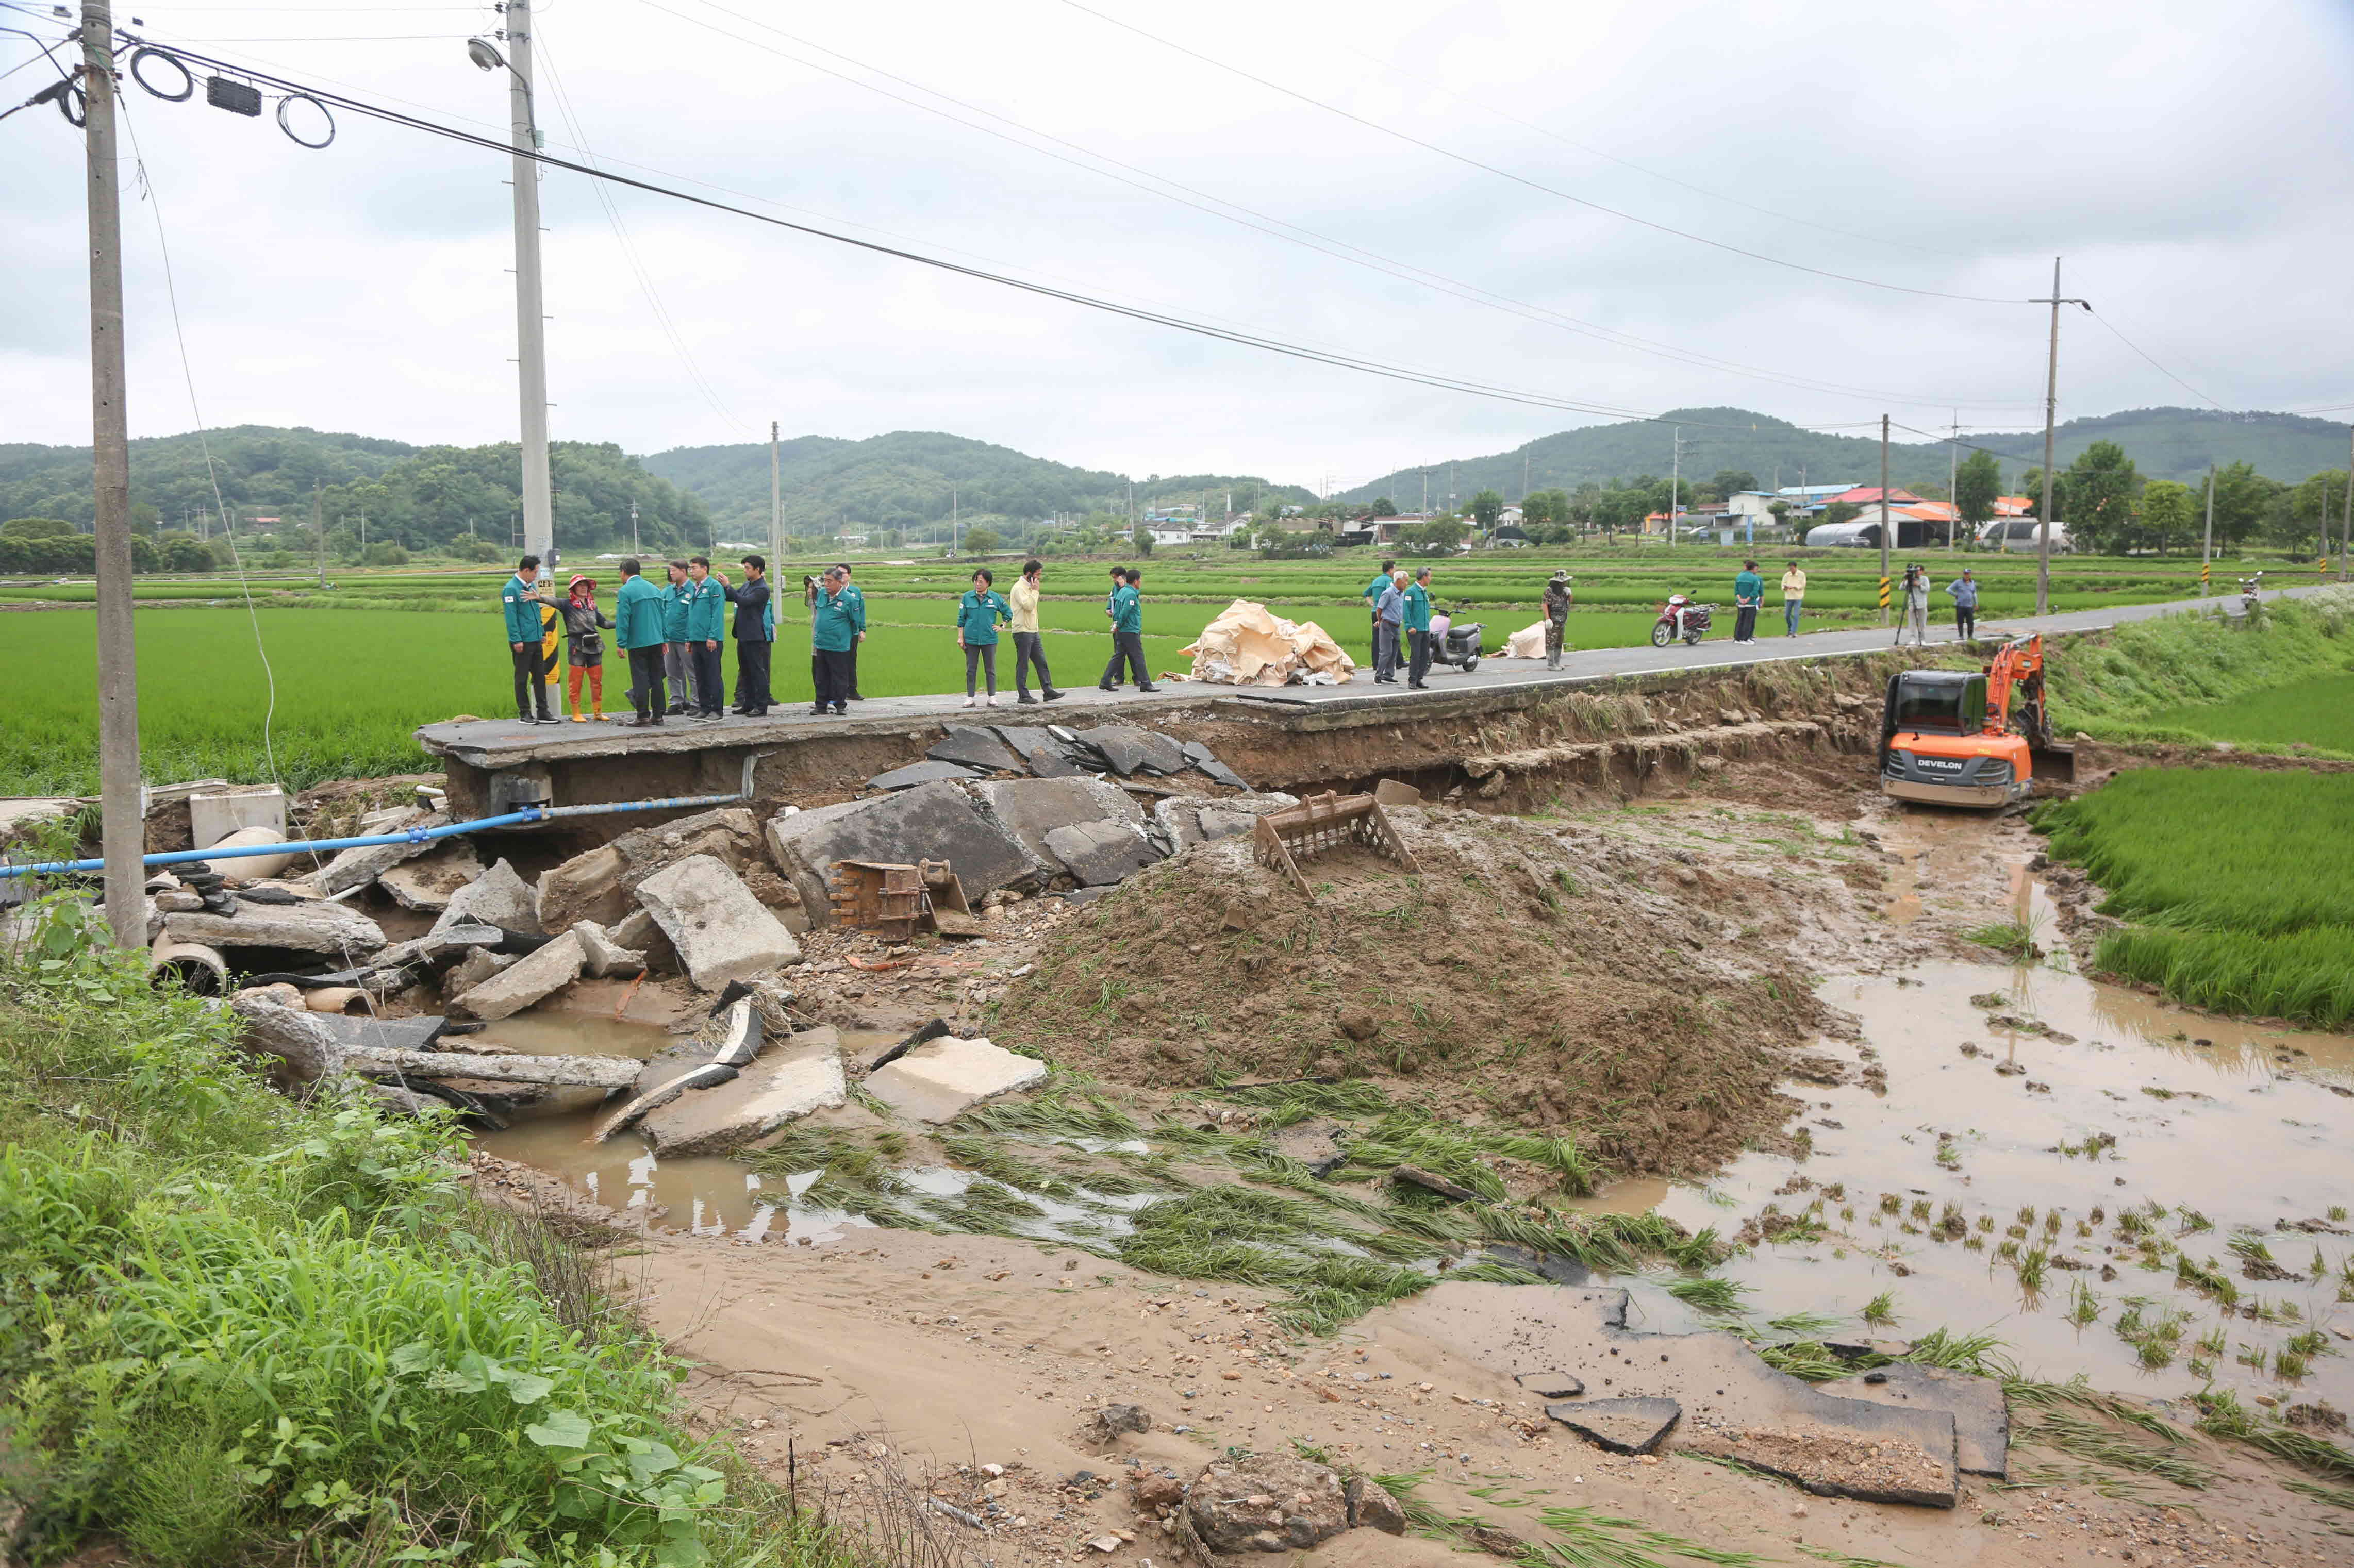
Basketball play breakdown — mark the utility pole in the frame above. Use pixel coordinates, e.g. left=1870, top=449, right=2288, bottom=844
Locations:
left=952, top=484, right=959, bottom=556
left=629, top=499, right=639, bottom=555
left=311, top=482, right=325, bottom=588
left=2343, top=428, right=2352, bottom=581
left=768, top=420, right=781, bottom=570
left=1879, top=415, right=1893, bottom=624
left=2031, top=257, right=2084, bottom=618
left=1522, top=449, right=1529, bottom=502
left=1948, top=411, right=1959, bottom=549
left=82, top=0, right=145, bottom=949
left=2201, top=462, right=2214, bottom=594
left=1668, top=428, right=1681, bottom=549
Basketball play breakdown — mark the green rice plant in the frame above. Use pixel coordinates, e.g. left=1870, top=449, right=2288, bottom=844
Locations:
left=937, top=1133, right=1082, bottom=1198
left=2005, top=1376, right=2184, bottom=1441
left=2016, top=1248, right=2050, bottom=1296
left=1208, top=1076, right=1393, bottom=1121
left=2017, top=1409, right=2210, bottom=1489
left=1754, top=1342, right=1850, bottom=1382
left=2175, top=1254, right=2240, bottom=1306
left=1795, top=1548, right=1912, bottom=1568
left=955, top=1077, right=1143, bottom=1140
left=2282, top=1476, right=2354, bottom=1511
left=2191, top=1390, right=2354, bottom=1481
left=1862, top=1291, right=1900, bottom=1327
left=1765, top=1311, right=1843, bottom=1337
left=1537, top=1505, right=1772, bottom=1567
left=1665, top=1276, right=1747, bottom=1314
left=2066, top=1279, right=2101, bottom=1326
left=1451, top=1258, right=1546, bottom=1286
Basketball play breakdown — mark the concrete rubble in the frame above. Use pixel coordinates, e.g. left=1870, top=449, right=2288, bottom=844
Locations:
left=536, top=807, right=771, bottom=933
left=642, top=1029, right=847, bottom=1155
left=571, top=919, right=647, bottom=979
left=864, top=1035, right=1046, bottom=1123
left=376, top=839, right=484, bottom=912
left=163, top=900, right=387, bottom=956
left=768, top=780, right=1032, bottom=915
left=866, top=759, right=982, bottom=791
left=634, top=854, right=803, bottom=990
left=299, top=809, right=447, bottom=895
left=903, top=718, right=1254, bottom=787
left=1184, top=1456, right=1351, bottom=1554
left=228, top=988, right=637, bottom=1090
left=430, top=858, right=537, bottom=938
left=449, top=928, right=585, bottom=1021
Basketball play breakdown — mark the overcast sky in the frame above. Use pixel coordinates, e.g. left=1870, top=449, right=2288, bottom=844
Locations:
left=5, top=0, right=2350, bottom=490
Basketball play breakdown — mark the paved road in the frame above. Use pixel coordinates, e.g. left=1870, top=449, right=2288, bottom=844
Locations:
left=416, top=582, right=2338, bottom=765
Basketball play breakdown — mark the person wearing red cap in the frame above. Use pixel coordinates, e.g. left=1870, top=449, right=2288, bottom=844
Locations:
left=555, top=574, right=615, bottom=721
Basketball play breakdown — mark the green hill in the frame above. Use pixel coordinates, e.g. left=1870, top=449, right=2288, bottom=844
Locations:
left=639, top=430, right=1314, bottom=536
left=1333, top=406, right=2354, bottom=504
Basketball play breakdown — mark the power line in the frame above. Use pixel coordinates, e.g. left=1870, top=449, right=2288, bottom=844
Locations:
left=2080, top=305, right=2227, bottom=411
left=1055, top=0, right=2041, bottom=307
left=645, top=0, right=2040, bottom=414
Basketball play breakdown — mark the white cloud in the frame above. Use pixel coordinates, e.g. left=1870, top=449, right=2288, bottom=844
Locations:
left=3, top=0, right=2348, bottom=486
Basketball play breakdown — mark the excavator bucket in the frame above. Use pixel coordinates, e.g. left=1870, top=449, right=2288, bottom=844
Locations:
left=2029, top=741, right=2078, bottom=785
left=1252, top=790, right=1420, bottom=896
left=828, top=860, right=927, bottom=941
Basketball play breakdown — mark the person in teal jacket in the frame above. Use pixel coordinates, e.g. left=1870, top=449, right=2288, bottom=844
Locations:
left=807, top=565, right=857, bottom=715
left=1402, top=567, right=1434, bottom=688
left=1097, top=566, right=1158, bottom=693
left=683, top=555, right=729, bottom=720
left=501, top=554, right=554, bottom=724
left=956, top=568, right=1013, bottom=707
left=659, top=560, right=695, bottom=714
left=1362, top=556, right=1398, bottom=664
left=836, top=563, right=868, bottom=701
left=1732, top=559, right=1764, bottom=645
left=611, top=557, right=670, bottom=726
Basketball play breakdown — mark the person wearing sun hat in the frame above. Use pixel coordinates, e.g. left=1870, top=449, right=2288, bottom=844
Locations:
left=1541, top=570, right=1573, bottom=670
left=553, top=573, right=615, bottom=721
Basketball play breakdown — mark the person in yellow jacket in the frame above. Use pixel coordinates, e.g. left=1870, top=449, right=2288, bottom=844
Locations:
left=1007, top=558, right=1066, bottom=704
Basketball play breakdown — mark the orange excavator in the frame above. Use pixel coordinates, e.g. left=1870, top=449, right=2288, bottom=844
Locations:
left=1879, top=633, right=2076, bottom=808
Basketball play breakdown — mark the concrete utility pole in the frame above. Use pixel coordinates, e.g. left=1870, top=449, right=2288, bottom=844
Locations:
left=1948, top=412, right=1959, bottom=550
left=311, top=483, right=325, bottom=587
left=1668, top=428, right=1681, bottom=550
left=629, top=498, right=639, bottom=555
left=2202, top=463, right=2214, bottom=593
left=2343, top=428, right=2352, bottom=581
left=768, top=420, right=782, bottom=569
left=82, top=0, right=145, bottom=949
left=1879, top=415, right=1892, bottom=624
left=502, top=0, right=554, bottom=584
left=2036, top=257, right=2063, bottom=617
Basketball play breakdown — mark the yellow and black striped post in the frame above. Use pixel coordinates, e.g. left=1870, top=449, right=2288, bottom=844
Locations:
left=1877, top=575, right=1892, bottom=615
left=2200, top=561, right=2210, bottom=591
left=539, top=600, right=563, bottom=717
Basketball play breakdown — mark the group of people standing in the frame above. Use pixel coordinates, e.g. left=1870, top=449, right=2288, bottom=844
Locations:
left=1895, top=563, right=1980, bottom=646
left=947, top=560, right=1159, bottom=706
left=1362, top=558, right=1436, bottom=687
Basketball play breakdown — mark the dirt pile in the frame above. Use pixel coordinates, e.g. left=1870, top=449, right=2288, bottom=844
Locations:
left=995, top=805, right=1839, bottom=1177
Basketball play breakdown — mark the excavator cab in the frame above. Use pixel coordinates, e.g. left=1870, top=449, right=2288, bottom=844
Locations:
left=1880, top=635, right=2076, bottom=809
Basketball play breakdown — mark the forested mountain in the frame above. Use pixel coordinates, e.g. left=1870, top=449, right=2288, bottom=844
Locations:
left=641, top=430, right=1314, bottom=535
left=1334, top=407, right=2352, bottom=504
left=0, top=426, right=710, bottom=555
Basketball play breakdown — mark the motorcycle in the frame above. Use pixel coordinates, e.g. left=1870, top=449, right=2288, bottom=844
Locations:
left=2237, top=572, right=2264, bottom=616
left=1424, top=600, right=1485, bottom=674
left=1649, top=597, right=1714, bottom=647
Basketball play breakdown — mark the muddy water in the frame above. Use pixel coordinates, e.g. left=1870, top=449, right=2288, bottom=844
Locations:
left=1646, top=957, right=2353, bottom=1408
left=470, top=1023, right=905, bottom=1241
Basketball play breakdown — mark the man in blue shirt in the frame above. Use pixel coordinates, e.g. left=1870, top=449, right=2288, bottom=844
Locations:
left=659, top=560, right=695, bottom=714
left=1945, top=568, right=1979, bottom=641
left=1732, top=559, right=1764, bottom=645
left=612, top=557, right=670, bottom=726
left=684, top=555, right=729, bottom=720
left=501, top=554, right=554, bottom=724
left=1403, top=567, right=1434, bottom=688
left=808, top=566, right=857, bottom=715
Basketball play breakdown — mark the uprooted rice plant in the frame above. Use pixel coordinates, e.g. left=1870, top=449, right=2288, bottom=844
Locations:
left=2036, top=766, right=2354, bottom=1027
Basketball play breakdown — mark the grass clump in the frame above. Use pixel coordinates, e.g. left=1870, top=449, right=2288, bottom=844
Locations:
left=2037, top=767, right=2354, bottom=1028
left=1113, top=1187, right=1432, bottom=1336
left=0, top=906, right=842, bottom=1567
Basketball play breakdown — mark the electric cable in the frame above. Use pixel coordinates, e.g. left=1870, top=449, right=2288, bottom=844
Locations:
left=120, top=91, right=283, bottom=789
left=1057, top=0, right=2046, bottom=307
left=2080, top=306, right=2227, bottom=412
left=649, top=0, right=2037, bottom=413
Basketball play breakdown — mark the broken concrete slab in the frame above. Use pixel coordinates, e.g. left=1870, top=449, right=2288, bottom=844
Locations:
left=534, top=808, right=769, bottom=934
left=640, top=1031, right=847, bottom=1155
left=344, top=1044, right=640, bottom=1090
left=450, top=929, right=585, bottom=1021
left=310, top=1012, right=449, bottom=1055
left=299, top=813, right=450, bottom=895
left=1042, top=819, right=1162, bottom=887
left=867, top=759, right=983, bottom=792
left=968, top=777, right=1143, bottom=880
left=229, top=991, right=346, bottom=1080
left=1194, top=756, right=1251, bottom=790
left=593, top=1060, right=740, bottom=1143
left=927, top=725, right=1025, bottom=774
left=854, top=1018, right=942, bottom=1075
left=635, top=854, right=802, bottom=990
left=164, top=900, right=387, bottom=956
left=766, top=781, right=1032, bottom=920
left=375, top=922, right=508, bottom=973
left=1516, top=1372, right=1585, bottom=1399
left=376, top=839, right=484, bottom=912
left=1371, top=778, right=1423, bottom=807
left=864, top=1035, right=1046, bottom=1123
left=1829, top=1363, right=2010, bottom=1480
left=989, top=725, right=1084, bottom=778
left=609, top=907, right=679, bottom=973
left=1064, top=725, right=1150, bottom=775
left=1266, top=1117, right=1348, bottom=1178
left=432, top=858, right=537, bottom=938
left=1379, top=1283, right=1960, bottom=1508
left=444, top=946, right=515, bottom=995
left=573, top=920, right=646, bottom=979
left=1547, top=1396, right=1681, bottom=1455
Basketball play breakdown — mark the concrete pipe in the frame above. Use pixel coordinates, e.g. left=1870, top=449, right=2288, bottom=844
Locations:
left=303, top=986, right=371, bottom=1015
left=150, top=939, right=230, bottom=997
left=209, top=825, right=299, bottom=881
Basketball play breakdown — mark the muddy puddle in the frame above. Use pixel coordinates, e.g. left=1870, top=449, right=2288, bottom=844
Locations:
left=1640, top=955, right=2353, bottom=1408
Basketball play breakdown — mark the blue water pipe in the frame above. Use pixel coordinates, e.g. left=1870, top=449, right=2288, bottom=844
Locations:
left=0, top=791, right=748, bottom=881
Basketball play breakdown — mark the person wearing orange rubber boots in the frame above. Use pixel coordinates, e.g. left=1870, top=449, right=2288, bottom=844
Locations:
left=556, top=574, right=616, bottom=721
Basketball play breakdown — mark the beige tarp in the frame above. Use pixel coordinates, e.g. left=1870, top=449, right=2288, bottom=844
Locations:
left=1178, top=598, right=1357, bottom=686
left=1500, top=620, right=1550, bottom=659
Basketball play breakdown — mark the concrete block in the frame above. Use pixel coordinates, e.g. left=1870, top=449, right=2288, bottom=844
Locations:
left=989, top=725, right=1084, bottom=778
left=1829, top=1364, right=2010, bottom=1479
left=535, top=808, right=767, bottom=934
left=573, top=919, right=646, bottom=979
left=927, top=725, right=1025, bottom=773
left=189, top=785, right=286, bottom=849
left=968, top=776, right=1143, bottom=879
left=1043, top=819, right=1161, bottom=886
left=164, top=901, right=387, bottom=956
left=635, top=854, right=802, bottom=990
left=1547, top=1397, right=1680, bottom=1455
left=641, top=1032, right=847, bottom=1155
left=378, top=839, right=484, bottom=912
left=432, top=858, right=537, bottom=938
left=609, top=907, right=679, bottom=973
left=534, top=844, right=628, bottom=931
left=765, top=781, right=1032, bottom=921
left=1065, top=725, right=1149, bottom=775
left=302, top=814, right=450, bottom=896
left=309, top=1011, right=448, bottom=1055
left=865, top=1035, right=1046, bottom=1123
left=445, top=946, right=515, bottom=995
left=450, top=929, right=585, bottom=1021
left=867, top=759, right=982, bottom=792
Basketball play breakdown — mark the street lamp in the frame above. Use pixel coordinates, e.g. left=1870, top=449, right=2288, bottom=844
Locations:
left=465, top=36, right=505, bottom=73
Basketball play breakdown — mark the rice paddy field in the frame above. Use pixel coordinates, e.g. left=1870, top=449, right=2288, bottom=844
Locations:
left=0, top=547, right=2329, bottom=795
left=2134, top=673, right=2354, bottom=757
left=2036, top=768, right=2354, bottom=1029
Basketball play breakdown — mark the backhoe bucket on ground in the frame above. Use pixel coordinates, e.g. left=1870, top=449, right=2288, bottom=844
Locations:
left=1252, top=790, right=1420, bottom=896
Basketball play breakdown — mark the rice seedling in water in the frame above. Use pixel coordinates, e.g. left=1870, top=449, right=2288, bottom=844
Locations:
left=1795, top=1548, right=1913, bottom=1568
left=1538, top=1505, right=1771, bottom=1567
left=2016, top=1249, right=2049, bottom=1296
left=2066, top=1280, right=2101, bottom=1326
left=1766, top=1311, right=1843, bottom=1337
left=2282, top=1477, right=2354, bottom=1511
left=1862, top=1291, right=1900, bottom=1327
left=2018, top=1409, right=2210, bottom=1489
left=1665, top=1276, right=1747, bottom=1314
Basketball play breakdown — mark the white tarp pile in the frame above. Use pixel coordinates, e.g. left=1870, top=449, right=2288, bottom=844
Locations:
left=1179, top=598, right=1357, bottom=686
left=1500, top=620, right=1551, bottom=659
